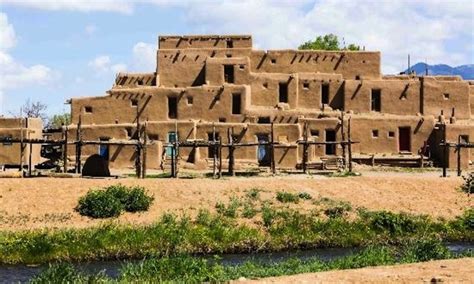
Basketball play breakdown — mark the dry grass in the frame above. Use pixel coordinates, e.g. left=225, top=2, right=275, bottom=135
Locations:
left=0, top=173, right=471, bottom=231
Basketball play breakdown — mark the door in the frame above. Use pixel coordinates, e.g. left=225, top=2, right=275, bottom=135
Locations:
left=325, top=130, right=336, bottom=155
left=166, top=132, right=178, bottom=157
left=257, top=134, right=271, bottom=166
left=98, top=138, right=109, bottom=161
left=398, top=127, right=411, bottom=152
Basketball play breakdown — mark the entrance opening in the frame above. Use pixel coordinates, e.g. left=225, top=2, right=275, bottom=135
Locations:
left=232, top=93, right=241, bottom=114
left=166, top=132, right=178, bottom=157
left=207, top=132, right=220, bottom=158
left=371, top=89, right=381, bottom=112
left=325, top=129, right=336, bottom=155
left=224, top=65, right=234, bottom=83
left=168, top=96, right=178, bottom=119
left=398, top=127, right=411, bottom=152
left=279, top=82, right=288, bottom=103
left=257, top=134, right=271, bottom=166
left=98, top=137, right=110, bottom=161
left=321, top=83, right=330, bottom=105
left=258, top=117, right=271, bottom=124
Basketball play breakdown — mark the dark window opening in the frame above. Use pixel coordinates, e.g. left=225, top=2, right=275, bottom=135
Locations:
left=239, top=65, right=245, bottom=70
left=258, top=117, right=271, bottom=124
left=149, top=134, right=159, bottom=140
left=371, top=89, right=381, bottom=112
left=232, top=93, right=241, bottom=115
left=460, top=135, right=469, bottom=144
left=131, top=99, right=138, bottom=107
left=224, top=65, right=234, bottom=83
left=279, top=82, right=288, bottom=103
left=321, top=83, right=330, bottom=105
left=226, top=39, right=233, bottom=48
left=84, top=106, right=93, bottom=113
left=398, top=127, right=411, bottom=152
left=310, top=129, right=319, bottom=137
left=1, top=134, right=13, bottom=146
left=355, top=75, right=361, bottom=80
left=137, top=79, right=143, bottom=85
left=187, top=96, right=193, bottom=105
left=443, top=93, right=450, bottom=100
left=226, top=54, right=232, bottom=58
left=372, top=130, right=379, bottom=138
left=168, top=96, right=178, bottom=119
left=263, top=82, right=268, bottom=88
left=271, top=59, right=276, bottom=64
left=207, top=132, right=220, bottom=158
left=388, top=131, right=395, bottom=138
left=325, top=129, right=336, bottom=155
left=303, top=82, right=310, bottom=89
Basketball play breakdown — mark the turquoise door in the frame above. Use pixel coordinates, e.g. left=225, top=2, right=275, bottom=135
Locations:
left=166, top=132, right=177, bottom=157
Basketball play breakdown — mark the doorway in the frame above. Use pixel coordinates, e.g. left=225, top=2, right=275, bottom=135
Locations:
left=325, top=130, right=336, bottom=155
left=398, top=127, right=411, bottom=152
left=166, top=132, right=178, bottom=157
left=98, top=138, right=110, bottom=161
left=257, top=134, right=271, bottom=166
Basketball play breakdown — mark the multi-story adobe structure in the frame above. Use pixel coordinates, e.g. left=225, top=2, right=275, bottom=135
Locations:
left=67, top=35, right=473, bottom=171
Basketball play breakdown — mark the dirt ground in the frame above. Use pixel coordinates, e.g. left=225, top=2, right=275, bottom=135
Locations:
left=240, top=257, right=474, bottom=283
left=0, top=172, right=472, bottom=231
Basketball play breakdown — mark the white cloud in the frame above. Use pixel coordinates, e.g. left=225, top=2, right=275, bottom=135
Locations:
left=0, top=12, right=56, bottom=110
left=0, top=0, right=134, bottom=14
left=131, top=42, right=156, bottom=71
left=88, top=55, right=127, bottom=74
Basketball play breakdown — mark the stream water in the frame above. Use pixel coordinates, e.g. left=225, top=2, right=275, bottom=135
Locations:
left=1, top=242, right=472, bottom=283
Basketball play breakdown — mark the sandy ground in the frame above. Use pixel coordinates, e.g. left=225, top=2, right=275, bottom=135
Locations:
left=0, top=172, right=472, bottom=231
left=240, top=257, right=474, bottom=283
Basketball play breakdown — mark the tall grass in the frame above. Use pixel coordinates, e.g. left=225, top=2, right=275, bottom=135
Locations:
left=0, top=207, right=472, bottom=265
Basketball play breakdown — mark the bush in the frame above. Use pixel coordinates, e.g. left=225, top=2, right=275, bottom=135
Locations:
left=242, top=203, right=257, bottom=219
left=76, top=189, right=123, bottom=218
left=215, top=197, right=240, bottom=218
left=402, top=239, right=450, bottom=262
left=324, top=206, right=348, bottom=218
left=276, top=192, right=299, bottom=203
left=461, top=173, right=474, bottom=194
left=76, top=184, right=154, bottom=218
left=298, top=192, right=312, bottom=200
left=365, top=211, right=417, bottom=235
left=246, top=188, right=261, bottom=200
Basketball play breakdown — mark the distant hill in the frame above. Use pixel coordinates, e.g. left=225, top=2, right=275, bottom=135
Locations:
left=403, top=63, right=474, bottom=80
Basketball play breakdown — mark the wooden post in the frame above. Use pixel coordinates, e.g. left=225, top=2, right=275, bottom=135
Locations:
left=302, top=122, right=308, bottom=174
left=457, top=135, right=461, bottom=177
left=228, top=127, right=235, bottom=176
left=218, top=138, right=223, bottom=178
left=174, top=120, right=179, bottom=178
left=75, top=114, right=82, bottom=174
left=442, top=123, right=447, bottom=178
left=270, top=122, right=276, bottom=175
left=28, top=141, right=32, bottom=177
left=135, top=102, right=142, bottom=178
left=63, top=125, right=68, bottom=173
left=172, top=142, right=178, bottom=178
left=170, top=141, right=175, bottom=178
left=340, top=111, right=347, bottom=170
left=348, top=117, right=353, bottom=172
left=212, top=124, right=217, bottom=178
left=19, top=117, right=24, bottom=176
left=142, top=121, right=147, bottom=179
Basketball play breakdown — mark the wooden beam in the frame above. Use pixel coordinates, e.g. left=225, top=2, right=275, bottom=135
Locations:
left=270, top=122, right=276, bottom=175
left=348, top=116, right=353, bottom=172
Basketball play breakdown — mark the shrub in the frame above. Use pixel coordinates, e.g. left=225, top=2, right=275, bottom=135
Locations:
left=365, top=211, right=417, bottom=235
left=76, top=189, right=123, bottom=218
left=324, top=206, right=348, bottom=218
left=215, top=197, right=240, bottom=218
left=461, top=173, right=474, bottom=194
left=246, top=188, right=261, bottom=200
left=276, top=192, right=299, bottom=203
left=298, top=192, right=312, bottom=200
left=402, top=239, right=450, bottom=262
left=261, top=204, right=277, bottom=227
left=460, top=209, right=474, bottom=229
left=123, top=186, right=154, bottom=212
left=104, top=184, right=129, bottom=204
left=242, top=203, right=257, bottom=219
left=196, top=209, right=212, bottom=225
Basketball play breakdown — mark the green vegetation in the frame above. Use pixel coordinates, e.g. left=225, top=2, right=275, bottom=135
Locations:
left=31, top=239, right=473, bottom=283
left=276, top=192, right=300, bottom=203
left=298, top=34, right=360, bottom=51
left=329, top=171, right=360, bottom=177
left=298, top=192, right=313, bottom=200
left=246, top=187, right=261, bottom=200
left=76, top=184, right=153, bottom=218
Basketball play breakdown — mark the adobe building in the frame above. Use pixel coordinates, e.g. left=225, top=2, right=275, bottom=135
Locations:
left=67, top=35, right=474, bottom=171
left=0, top=117, right=43, bottom=168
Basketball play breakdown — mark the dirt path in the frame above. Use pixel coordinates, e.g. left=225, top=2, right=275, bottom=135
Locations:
left=0, top=174, right=471, bottom=231
left=240, top=258, right=474, bottom=283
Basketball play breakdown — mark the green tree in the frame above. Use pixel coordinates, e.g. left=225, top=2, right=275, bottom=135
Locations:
left=298, top=34, right=360, bottom=51
left=47, top=113, right=71, bottom=129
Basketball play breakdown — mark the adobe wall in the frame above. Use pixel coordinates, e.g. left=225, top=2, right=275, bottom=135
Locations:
left=422, top=77, right=470, bottom=119
left=114, top=72, right=157, bottom=88
left=0, top=118, right=43, bottom=166
left=345, top=79, right=421, bottom=115
left=159, top=35, right=252, bottom=50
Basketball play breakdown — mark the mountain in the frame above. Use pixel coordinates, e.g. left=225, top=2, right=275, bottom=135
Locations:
left=403, top=63, right=474, bottom=80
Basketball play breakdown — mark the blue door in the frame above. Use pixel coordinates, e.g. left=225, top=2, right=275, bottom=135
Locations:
left=257, top=134, right=270, bottom=166
left=166, top=132, right=177, bottom=157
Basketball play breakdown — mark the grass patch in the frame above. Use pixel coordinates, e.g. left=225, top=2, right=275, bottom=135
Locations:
left=329, top=171, right=360, bottom=177
left=276, top=192, right=299, bottom=203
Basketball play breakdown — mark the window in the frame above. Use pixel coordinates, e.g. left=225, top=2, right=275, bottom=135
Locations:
left=371, top=89, right=381, bottom=112
left=303, top=82, right=310, bottom=89
left=226, top=54, right=232, bottom=58
left=321, top=83, right=330, bottom=105
left=1, top=135, right=12, bottom=146
left=131, top=99, right=138, bottom=107
left=168, top=96, right=178, bottom=119
left=137, top=79, right=143, bottom=85
left=443, top=93, right=450, bottom=100
left=232, top=93, right=241, bottom=114
left=84, top=106, right=93, bottom=113
left=239, top=65, right=245, bottom=70
left=258, top=117, right=271, bottom=124
left=263, top=82, right=268, bottom=88
left=372, top=130, right=379, bottom=138
left=310, top=129, right=319, bottom=137
left=224, top=65, right=234, bottom=83
left=388, top=131, right=395, bottom=138
left=218, top=117, right=226, bottom=123
left=226, top=39, right=233, bottom=48
left=279, top=82, right=288, bottom=103
left=207, top=132, right=220, bottom=158
left=187, top=96, right=193, bottom=105
left=460, top=135, right=469, bottom=144
left=325, top=130, right=336, bottom=155
left=271, top=59, right=276, bottom=64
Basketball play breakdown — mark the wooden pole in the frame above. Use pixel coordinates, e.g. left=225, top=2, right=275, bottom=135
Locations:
left=19, top=117, right=24, bottom=176
left=28, top=141, right=32, bottom=177
left=442, top=123, right=447, bottom=178
left=228, top=127, right=235, bottom=176
left=175, top=120, right=179, bottom=177
left=75, top=114, right=82, bottom=174
left=270, top=122, right=276, bottom=175
left=63, top=125, right=68, bottom=173
left=218, top=137, right=223, bottom=178
left=348, top=116, right=353, bottom=172
left=340, top=111, right=347, bottom=170
left=135, top=102, right=142, bottom=178
left=457, top=135, right=461, bottom=177
left=302, top=122, right=308, bottom=174
left=212, top=124, right=217, bottom=178
left=142, top=121, right=148, bottom=179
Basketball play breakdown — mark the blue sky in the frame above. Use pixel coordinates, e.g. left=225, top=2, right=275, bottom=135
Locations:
left=0, top=0, right=473, bottom=117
